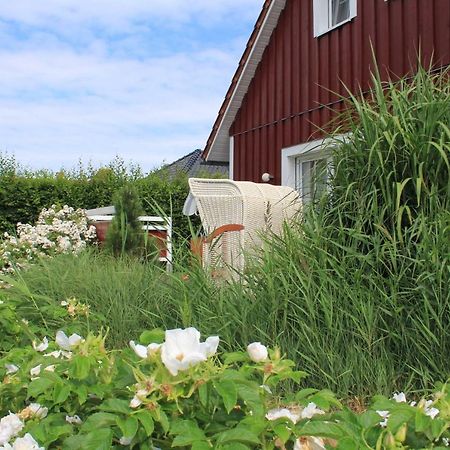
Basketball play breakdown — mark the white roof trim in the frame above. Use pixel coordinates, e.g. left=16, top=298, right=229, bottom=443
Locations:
left=205, top=0, right=286, bottom=162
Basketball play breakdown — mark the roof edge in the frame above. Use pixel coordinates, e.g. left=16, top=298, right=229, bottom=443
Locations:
left=203, top=0, right=286, bottom=162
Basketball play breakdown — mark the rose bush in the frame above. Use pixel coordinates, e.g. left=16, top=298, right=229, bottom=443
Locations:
left=0, top=326, right=449, bottom=449
left=0, top=205, right=96, bottom=276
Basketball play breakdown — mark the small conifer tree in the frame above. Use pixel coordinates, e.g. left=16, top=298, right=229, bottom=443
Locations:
left=105, top=184, right=145, bottom=256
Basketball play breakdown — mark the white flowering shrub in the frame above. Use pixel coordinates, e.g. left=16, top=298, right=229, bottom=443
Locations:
left=0, top=205, right=96, bottom=275
left=0, top=327, right=449, bottom=449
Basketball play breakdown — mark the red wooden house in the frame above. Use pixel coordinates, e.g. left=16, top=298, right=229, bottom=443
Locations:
left=203, top=0, right=450, bottom=202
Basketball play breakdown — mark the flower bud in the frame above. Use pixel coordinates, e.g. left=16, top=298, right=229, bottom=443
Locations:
left=247, top=342, right=268, bottom=362
left=395, top=424, right=407, bottom=443
left=384, top=432, right=396, bottom=449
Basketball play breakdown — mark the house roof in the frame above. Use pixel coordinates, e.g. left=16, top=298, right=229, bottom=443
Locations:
left=164, top=149, right=228, bottom=178
left=203, top=0, right=286, bottom=162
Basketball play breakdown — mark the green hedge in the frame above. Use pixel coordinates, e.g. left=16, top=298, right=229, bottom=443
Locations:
left=0, top=169, right=194, bottom=239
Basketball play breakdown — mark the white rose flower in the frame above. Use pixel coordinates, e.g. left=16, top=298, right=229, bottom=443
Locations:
left=129, top=341, right=147, bottom=359
left=32, top=337, right=49, bottom=352
left=160, top=328, right=219, bottom=376
left=5, top=364, right=19, bottom=375
left=417, top=399, right=440, bottom=419
left=423, top=400, right=439, bottom=419
left=30, top=365, right=41, bottom=378
left=376, top=410, right=389, bottom=427
left=55, top=331, right=83, bottom=351
left=247, top=342, right=268, bottom=362
left=200, top=336, right=220, bottom=357
left=4, top=433, right=44, bottom=450
left=129, top=396, right=142, bottom=409
left=266, top=407, right=301, bottom=424
left=65, top=415, right=82, bottom=425
left=293, top=436, right=326, bottom=450
left=0, top=413, right=24, bottom=446
left=301, top=402, right=325, bottom=419
left=392, top=392, right=407, bottom=403
left=44, top=351, right=62, bottom=359
left=129, top=389, right=149, bottom=409
left=27, top=404, right=48, bottom=420
left=129, top=341, right=161, bottom=359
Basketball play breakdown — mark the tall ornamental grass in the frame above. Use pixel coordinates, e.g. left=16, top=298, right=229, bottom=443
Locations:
left=160, top=65, right=450, bottom=397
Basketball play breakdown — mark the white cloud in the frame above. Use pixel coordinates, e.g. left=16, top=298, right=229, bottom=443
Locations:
left=0, top=1, right=263, bottom=32
left=0, top=47, right=236, bottom=168
left=0, top=1, right=265, bottom=171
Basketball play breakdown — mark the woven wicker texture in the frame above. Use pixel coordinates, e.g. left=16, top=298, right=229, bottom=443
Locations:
left=188, top=178, right=301, bottom=274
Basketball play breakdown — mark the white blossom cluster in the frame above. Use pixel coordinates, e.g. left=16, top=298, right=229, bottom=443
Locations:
left=376, top=391, right=441, bottom=427
left=0, top=408, right=45, bottom=449
left=0, top=205, right=96, bottom=275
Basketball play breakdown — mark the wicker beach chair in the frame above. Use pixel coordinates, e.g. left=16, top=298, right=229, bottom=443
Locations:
left=187, top=178, right=301, bottom=276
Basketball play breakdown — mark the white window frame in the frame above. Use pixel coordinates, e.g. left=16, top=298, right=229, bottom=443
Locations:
left=282, top=135, right=350, bottom=202
left=313, top=0, right=357, bottom=38
left=295, top=154, right=330, bottom=203
left=282, top=138, right=332, bottom=203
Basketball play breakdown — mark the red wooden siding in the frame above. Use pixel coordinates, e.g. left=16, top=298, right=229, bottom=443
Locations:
left=230, top=0, right=450, bottom=184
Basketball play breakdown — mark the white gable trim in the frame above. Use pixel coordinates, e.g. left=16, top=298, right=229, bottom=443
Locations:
left=205, top=0, right=286, bottom=162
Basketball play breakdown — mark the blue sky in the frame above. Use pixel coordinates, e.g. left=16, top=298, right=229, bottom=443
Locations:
left=0, top=1, right=263, bottom=172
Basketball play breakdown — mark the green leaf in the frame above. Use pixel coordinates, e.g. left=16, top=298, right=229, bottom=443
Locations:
left=273, top=423, right=291, bottom=443
left=415, top=409, right=431, bottom=433
left=139, top=328, right=165, bottom=345
left=99, top=398, right=131, bottom=414
left=236, top=383, right=264, bottom=415
left=297, top=421, right=344, bottom=439
left=386, top=409, right=414, bottom=433
left=239, top=416, right=267, bottom=435
left=359, top=410, right=383, bottom=429
left=171, top=420, right=207, bottom=447
left=307, top=390, right=342, bottom=409
left=28, top=419, right=72, bottom=446
left=192, top=442, right=211, bottom=450
left=150, top=408, right=170, bottom=433
left=74, top=385, right=88, bottom=405
left=28, top=377, right=54, bottom=398
left=215, top=380, right=237, bottom=414
left=198, top=382, right=208, bottom=408
left=81, top=413, right=118, bottom=433
left=295, top=389, right=320, bottom=401
left=371, top=396, right=392, bottom=410
left=337, top=436, right=360, bottom=449
left=69, top=356, right=91, bottom=380
left=429, top=418, right=448, bottom=440
left=221, top=445, right=250, bottom=450
left=63, top=428, right=113, bottom=450
left=269, top=370, right=308, bottom=386
left=215, top=427, right=261, bottom=446
left=135, top=410, right=154, bottom=437
left=223, top=352, right=248, bottom=365
left=116, top=416, right=138, bottom=439
left=53, top=384, right=71, bottom=404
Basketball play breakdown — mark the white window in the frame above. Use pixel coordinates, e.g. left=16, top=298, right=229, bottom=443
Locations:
left=313, top=0, right=357, bottom=38
left=281, top=138, right=333, bottom=204
left=295, top=157, right=329, bottom=204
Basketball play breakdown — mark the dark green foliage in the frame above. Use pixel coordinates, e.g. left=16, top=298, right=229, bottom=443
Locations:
left=105, top=184, right=145, bottom=256
left=0, top=158, right=194, bottom=239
